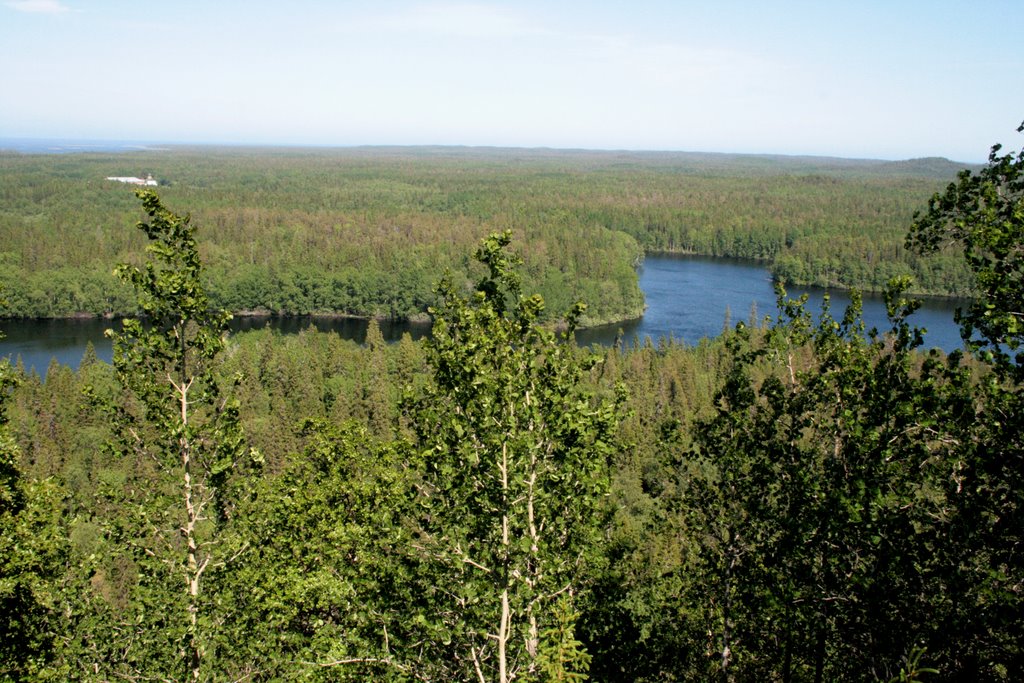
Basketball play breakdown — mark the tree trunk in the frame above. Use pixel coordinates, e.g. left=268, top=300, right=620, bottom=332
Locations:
left=812, top=618, right=827, bottom=683
left=720, top=546, right=735, bottom=683
left=179, top=364, right=202, bottom=683
left=498, top=437, right=510, bottom=683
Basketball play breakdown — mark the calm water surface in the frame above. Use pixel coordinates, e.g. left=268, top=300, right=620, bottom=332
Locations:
left=577, top=255, right=965, bottom=350
left=1, top=255, right=967, bottom=377
left=0, top=316, right=431, bottom=377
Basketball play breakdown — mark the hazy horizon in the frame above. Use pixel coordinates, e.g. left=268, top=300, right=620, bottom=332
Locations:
left=2, top=1, right=1022, bottom=163
left=0, top=135, right=989, bottom=166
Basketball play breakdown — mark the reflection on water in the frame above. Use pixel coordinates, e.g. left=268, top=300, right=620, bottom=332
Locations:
left=0, top=316, right=431, bottom=378
left=576, top=255, right=966, bottom=351
left=2, top=255, right=967, bottom=377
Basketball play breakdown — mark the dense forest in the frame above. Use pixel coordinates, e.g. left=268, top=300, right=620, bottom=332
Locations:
left=0, top=145, right=976, bottom=326
left=1, top=130, right=1022, bottom=682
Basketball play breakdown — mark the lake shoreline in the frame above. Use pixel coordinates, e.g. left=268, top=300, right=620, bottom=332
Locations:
left=0, top=306, right=641, bottom=332
left=1, top=256, right=970, bottom=378
left=644, top=249, right=975, bottom=303
left=0, top=251, right=970, bottom=327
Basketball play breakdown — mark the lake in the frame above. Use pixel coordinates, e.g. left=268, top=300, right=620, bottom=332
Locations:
left=1, top=255, right=967, bottom=376
left=576, top=254, right=966, bottom=350
left=0, top=316, right=432, bottom=377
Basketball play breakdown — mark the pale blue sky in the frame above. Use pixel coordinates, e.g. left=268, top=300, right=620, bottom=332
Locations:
left=1, top=0, right=1021, bottom=161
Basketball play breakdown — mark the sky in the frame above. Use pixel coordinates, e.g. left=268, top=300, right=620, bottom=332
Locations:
left=1, top=0, right=1021, bottom=162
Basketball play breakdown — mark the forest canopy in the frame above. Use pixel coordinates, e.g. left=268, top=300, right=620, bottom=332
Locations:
left=0, top=145, right=974, bottom=324
left=2, top=128, right=1022, bottom=681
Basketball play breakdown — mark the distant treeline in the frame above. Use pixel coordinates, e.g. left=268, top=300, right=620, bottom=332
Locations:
left=4, top=137, right=1023, bottom=679
left=0, top=146, right=973, bottom=322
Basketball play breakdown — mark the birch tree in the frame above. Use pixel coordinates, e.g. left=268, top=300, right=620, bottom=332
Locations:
left=99, top=190, right=248, bottom=681
left=404, top=232, right=622, bottom=682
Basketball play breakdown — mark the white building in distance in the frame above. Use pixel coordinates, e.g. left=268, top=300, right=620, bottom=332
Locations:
left=106, top=173, right=158, bottom=186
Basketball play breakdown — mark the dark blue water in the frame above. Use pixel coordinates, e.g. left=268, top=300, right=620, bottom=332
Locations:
left=1, top=255, right=967, bottom=376
left=0, top=316, right=432, bottom=377
left=576, top=254, right=965, bottom=351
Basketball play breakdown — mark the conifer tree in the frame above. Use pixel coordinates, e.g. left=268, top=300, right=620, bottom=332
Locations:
left=0, top=298, right=65, bottom=680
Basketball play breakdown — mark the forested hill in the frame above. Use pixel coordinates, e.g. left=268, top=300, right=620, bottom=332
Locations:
left=2, top=133, right=1022, bottom=681
left=0, top=145, right=974, bottom=322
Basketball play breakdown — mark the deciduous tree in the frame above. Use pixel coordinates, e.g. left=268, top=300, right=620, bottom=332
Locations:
left=403, top=232, right=623, bottom=682
left=92, top=190, right=250, bottom=681
left=907, top=121, right=1024, bottom=379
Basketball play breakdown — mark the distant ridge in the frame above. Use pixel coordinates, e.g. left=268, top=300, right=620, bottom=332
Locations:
left=875, top=156, right=979, bottom=179
left=0, top=138, right=980, bottom=180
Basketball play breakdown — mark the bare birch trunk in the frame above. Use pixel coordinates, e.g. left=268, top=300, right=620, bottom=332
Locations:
left=178, top=332, right=202, bottom=683
left=498, top=436, right=510, bottom=683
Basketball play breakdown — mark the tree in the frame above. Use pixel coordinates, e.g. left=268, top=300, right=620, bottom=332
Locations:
left=92, top=190, right=250, bottom=681
left=403, top=232, right=623, bottom=682
left=908, top=122, right=1024, bottom=679
left=211, top=419, right=414, bottom=681
left=678, top=282, right=960, bottom=682
left=907, top=121, right=1024, bottom=379
left=0, top=295, right=66, bottom=681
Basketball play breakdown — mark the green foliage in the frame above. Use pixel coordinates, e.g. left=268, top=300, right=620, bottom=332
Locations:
left=0, top=305, right=66, bottom=681
left=902, top=127, right=1024, bottom=680
left=84, top=190, right=250, bottom=681
left=531, top=596, right=592, bottom=683
left=403, top=231, right=623, bottom=681
left=3, top=264, right=1022, bottom=681
left=0, top=146, right=969, bottom=325
left=907, top=121, right=1024, bottom=378
left=2, top=146, right=1022, bottom=681
left=0, top=475, right=66, bottom=683
left=580, top=268, right=1022, bottom=681
left=109, top=189, right=232, bottom=417
left=680, top=283, right=948, bottom=681
left=212, top=419, right=413, bottom=681
left=883, top=647, right=939, bottom=683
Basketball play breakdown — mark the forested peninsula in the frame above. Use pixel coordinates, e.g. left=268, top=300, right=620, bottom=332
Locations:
left=0, top=145, right=976, bottom=325
left=2, top=133, right=1021, bottom=682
